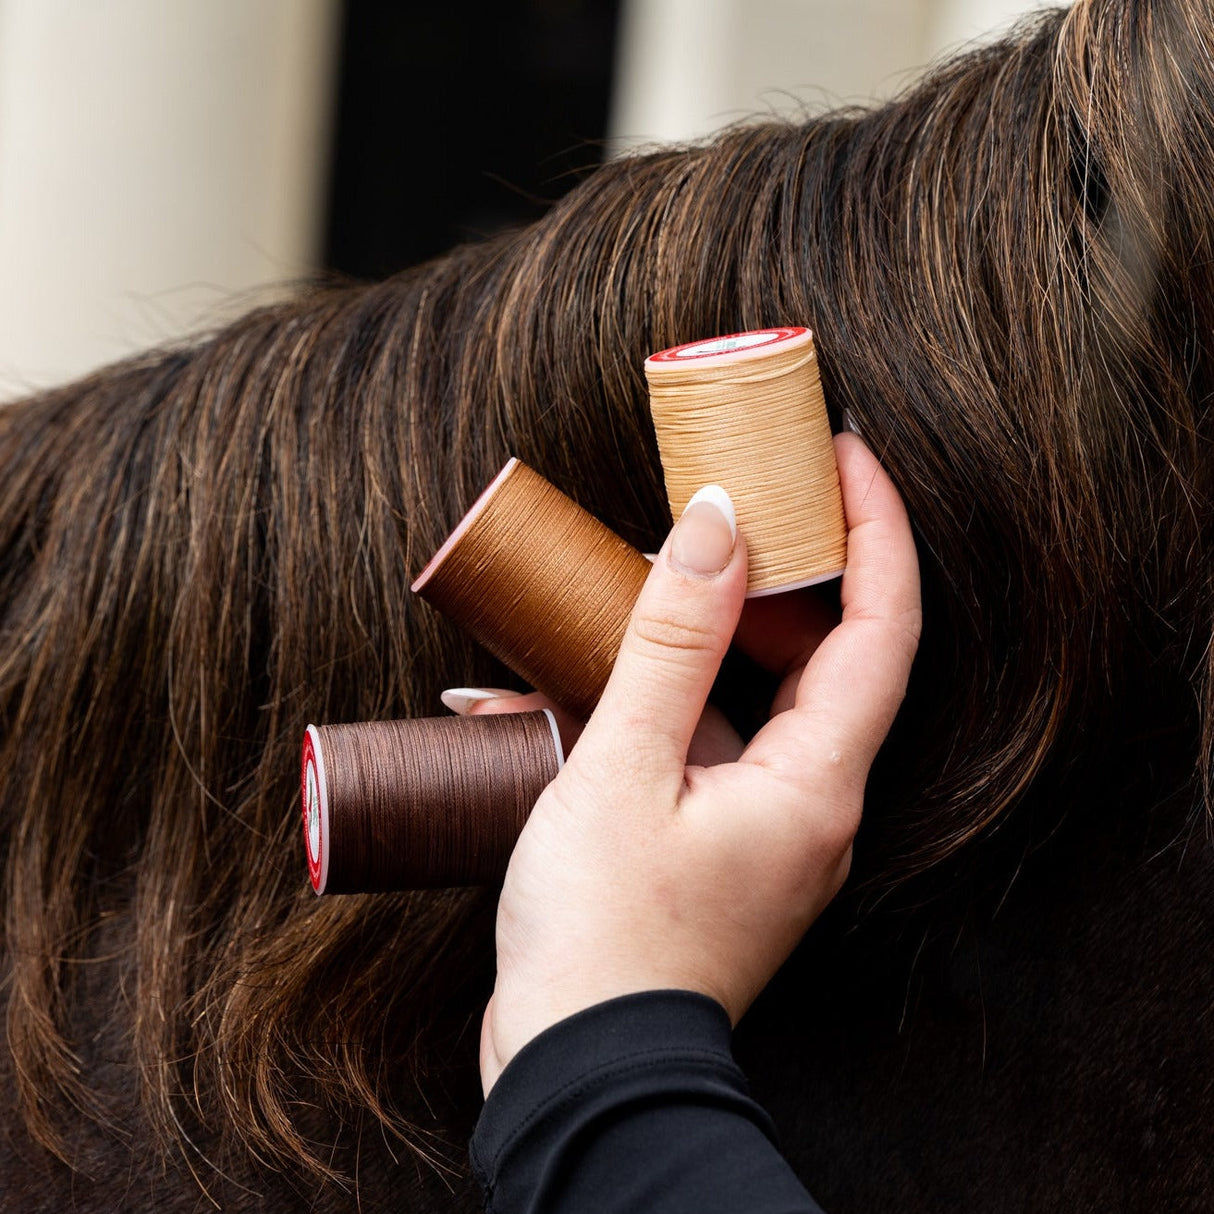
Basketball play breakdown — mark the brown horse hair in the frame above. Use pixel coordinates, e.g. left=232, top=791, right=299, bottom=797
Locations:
left=2, top=0, right=1213, bottom=1195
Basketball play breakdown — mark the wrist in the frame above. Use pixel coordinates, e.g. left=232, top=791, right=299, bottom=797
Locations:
left=479, top=986, right=734, bottom=1097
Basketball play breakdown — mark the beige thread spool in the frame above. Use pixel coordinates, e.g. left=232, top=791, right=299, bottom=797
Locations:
left=411, top=459, right=652, bottom=719
left=645, top=327, right=846, bottom=595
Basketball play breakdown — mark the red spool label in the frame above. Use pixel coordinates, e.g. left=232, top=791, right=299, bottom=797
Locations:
left=647, top=326, right=807, bottom=363
left=301, top=731, right=322, bottom=891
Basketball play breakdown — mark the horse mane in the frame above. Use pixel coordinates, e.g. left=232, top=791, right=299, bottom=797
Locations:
left=2, top=0, right=1212, bottom=1200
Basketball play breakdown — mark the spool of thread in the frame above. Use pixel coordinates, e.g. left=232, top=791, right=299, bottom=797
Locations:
left=411, top=459, right=652, bottom=719
left=645, top=327, right=847, bottom=596
left=302, top=710, right=563, bottom=893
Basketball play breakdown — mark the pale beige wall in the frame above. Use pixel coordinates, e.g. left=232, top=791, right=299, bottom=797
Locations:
left=928, top=0, right=1056, bottom=49
left=0, top=0, right=1056, bottom=400
left=0, top=0, right=338, bottom=400
left=610, top=0, right=1059, bottom=150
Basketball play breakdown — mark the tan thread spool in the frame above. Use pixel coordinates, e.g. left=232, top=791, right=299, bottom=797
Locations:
left=645, top=327, right=846, bottom=595
left=302, top=711, right=564, bottom=893
left=411, top=459, right=652, bottom=720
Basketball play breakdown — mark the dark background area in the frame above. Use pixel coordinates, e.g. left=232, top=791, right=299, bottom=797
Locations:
left=324, top=0, right=622, bottom=280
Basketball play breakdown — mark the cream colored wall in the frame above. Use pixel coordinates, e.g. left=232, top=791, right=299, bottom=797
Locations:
left=0, top=0, right=338, bottom=400
left=0, top=0, right=1055, bottom=399
left=610, top=0, right=1057, bottom=150
left=928, top=0, right=1055, bottom=49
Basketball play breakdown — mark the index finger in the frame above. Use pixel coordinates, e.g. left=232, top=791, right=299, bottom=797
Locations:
left=740, top=432, right=921, bottom=789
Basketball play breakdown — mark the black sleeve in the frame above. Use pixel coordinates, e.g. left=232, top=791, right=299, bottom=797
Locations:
left=470, top=989, right=825, bottom=1214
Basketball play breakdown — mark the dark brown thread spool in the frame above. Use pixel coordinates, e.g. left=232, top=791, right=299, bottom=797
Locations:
left=302, top=710, right=563, bottom=893
left=411, top=458, right=652, bottom=720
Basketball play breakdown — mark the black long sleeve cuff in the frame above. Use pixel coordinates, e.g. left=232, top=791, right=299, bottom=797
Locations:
left=471, top=989, right=825, bottom=1214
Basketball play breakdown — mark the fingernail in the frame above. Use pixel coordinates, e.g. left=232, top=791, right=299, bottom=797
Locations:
left=440, top=687, right=520, bottom=714
left=670, top=485, right=737, bottom=577
left=841, top=408, right=863, bottom=436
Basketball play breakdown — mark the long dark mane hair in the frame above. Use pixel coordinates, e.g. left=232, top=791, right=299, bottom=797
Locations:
left=3, top=1, right=1212, bottom=1206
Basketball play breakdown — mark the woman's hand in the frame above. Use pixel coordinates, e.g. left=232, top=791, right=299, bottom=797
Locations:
left=474, top=434, right=921, bottom=1094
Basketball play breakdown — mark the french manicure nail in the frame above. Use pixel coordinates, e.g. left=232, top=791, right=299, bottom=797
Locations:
left=841, top=407, right=863, bottom=436
left=440, top=687, right=521, bottom=715
left=670, top=485, right=737, bottom=577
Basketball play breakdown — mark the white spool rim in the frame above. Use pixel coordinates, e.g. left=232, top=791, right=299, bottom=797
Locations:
left=302, top=724, right=331, bottom=895
left=745, top=565, right=845, bottom=597
left=540, top=707, right=566, bottom=769
left=645, top=326, right=811, bottom=369
left=411, top=457, right=520, bottom=593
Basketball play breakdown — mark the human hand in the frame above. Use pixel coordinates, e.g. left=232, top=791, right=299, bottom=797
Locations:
left=474, top=434, right=921, bottom=1093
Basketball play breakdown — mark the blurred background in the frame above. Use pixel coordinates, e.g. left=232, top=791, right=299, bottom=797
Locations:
left=0, top=0, right=1050, bottom=400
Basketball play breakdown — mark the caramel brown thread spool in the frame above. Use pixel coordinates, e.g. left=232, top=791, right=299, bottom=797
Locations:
left=302, top=711, right=563, bottom=894
left=411, top=459, right=652, bottom=720
left=645, top=327, right=847, bottom=596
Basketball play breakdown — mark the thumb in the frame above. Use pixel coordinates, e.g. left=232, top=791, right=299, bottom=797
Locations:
left=576, top=486, right=748, bottom=780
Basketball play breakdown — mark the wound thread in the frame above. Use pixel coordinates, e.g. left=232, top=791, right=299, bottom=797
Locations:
left=301, top=334, right=842, bottom=895
left=645, top=327, right=847, bottom=595
left=411, top=459, right=651, bottom=719
left=302, top=711, right=563, bottom=893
